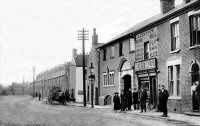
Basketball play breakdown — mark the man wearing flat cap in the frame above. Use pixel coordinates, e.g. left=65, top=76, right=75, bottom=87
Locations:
left=113, top=92, right=121, bottom=113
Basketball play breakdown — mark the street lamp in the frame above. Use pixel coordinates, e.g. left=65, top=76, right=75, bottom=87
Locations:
left=89, top=63, right=95, bottom=108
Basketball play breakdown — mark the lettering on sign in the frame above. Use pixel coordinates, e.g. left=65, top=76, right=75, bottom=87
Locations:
left=135, top=27, right=158, bottom=62
left=135, top=58, right=157, bottom=72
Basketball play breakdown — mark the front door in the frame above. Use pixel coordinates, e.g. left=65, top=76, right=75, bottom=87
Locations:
left=150, top=76, right=157, bottom=106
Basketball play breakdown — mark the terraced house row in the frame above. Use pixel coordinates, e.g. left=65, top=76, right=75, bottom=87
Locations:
left=95, top=0, right=200, bottom=113
left=35, top=0, right=200, bottom=113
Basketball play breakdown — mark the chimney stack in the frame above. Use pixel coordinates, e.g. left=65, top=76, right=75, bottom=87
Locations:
left=72, top=48, right=77, bottom=58
left=183, top=0, right=192, bottom=4
left=92, top=28, right=98, bottom=46
left=160, top=0, right=175, bottom=14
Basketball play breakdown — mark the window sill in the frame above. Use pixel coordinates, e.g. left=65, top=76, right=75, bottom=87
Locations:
left=110, top=57, right=115, bottom=59
left=170, top=49, right=180, bottom=54
left=189, top=45, right=200, bottom=50
left=103, top=85, right=115, bottom=87
left=168, top=96, right=181, bottom=100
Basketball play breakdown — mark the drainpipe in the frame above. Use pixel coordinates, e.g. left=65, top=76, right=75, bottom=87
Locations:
left=96, top=48, right=101, bottom=104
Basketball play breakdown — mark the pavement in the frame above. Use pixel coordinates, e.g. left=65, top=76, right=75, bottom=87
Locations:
left=65, top=102, right=200, bottom=126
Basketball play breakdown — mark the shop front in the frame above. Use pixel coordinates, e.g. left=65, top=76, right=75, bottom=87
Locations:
left=135, top=58, right=158, bottom=107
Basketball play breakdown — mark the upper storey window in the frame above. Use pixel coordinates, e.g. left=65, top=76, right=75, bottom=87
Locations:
left=189, top=14, right=200, bottom=47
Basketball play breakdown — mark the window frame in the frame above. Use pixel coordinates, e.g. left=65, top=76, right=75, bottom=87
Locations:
left=103, top=48, right=107, bottom=61
left=189, top=14, right=200, bottom=47
left=119, top=42, right=124, bottom=57
left=144, top=41, right=150, bottom=60
left=170, top=21, right=180, bottom=52
left=167, top=59, right=181, bottom=99
left=129, top=38, right=135, bottom=53
left=109, top=71, right=115, bottom=86
left=110, top=45, right=115, bottom=59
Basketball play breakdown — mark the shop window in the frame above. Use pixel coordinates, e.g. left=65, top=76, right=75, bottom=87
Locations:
left=129, top=38, right=135, bottom=53
left=110, top=45, right=115, bottom=58
left=171, top=21, right=180, bottom=51
left=189, top=14, right=200, bottom=47
left=119, top=42, right=123, bottom=56
left=103, top=48, right=107, bottom=60
left=144, top=41, right=150, bottom=59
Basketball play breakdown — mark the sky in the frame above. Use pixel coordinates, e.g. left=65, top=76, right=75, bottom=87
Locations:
left=0, top=0, right=182, bottom=86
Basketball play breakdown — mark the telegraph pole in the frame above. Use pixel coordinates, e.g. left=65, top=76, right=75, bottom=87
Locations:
left=78, top=28, right=89, bottom=107
left=33, top=66, right=36, bottom=97
left=23, top=76, right=24, bottom=95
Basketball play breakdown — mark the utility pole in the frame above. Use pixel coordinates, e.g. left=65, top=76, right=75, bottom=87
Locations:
left=78, top=28, right=89, bottom=107
left=23, top=76, right=24, bottom=95
left=33, top=66, right=36, bottom=97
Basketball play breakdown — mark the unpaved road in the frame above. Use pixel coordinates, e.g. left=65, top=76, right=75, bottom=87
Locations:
left=0, top=95, right=191, bottom=126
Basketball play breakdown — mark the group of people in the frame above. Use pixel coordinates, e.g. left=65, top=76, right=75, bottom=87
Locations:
left=191, top=81, right=200, bottom=112
left=113, top=88, right=139, bottom=113
left=35, top=92, right=41, bottom=101
left=113, top=85, right=169, bottom=117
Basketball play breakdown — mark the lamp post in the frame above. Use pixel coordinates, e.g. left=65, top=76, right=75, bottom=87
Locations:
left=89, top=63, right=95, bottom=108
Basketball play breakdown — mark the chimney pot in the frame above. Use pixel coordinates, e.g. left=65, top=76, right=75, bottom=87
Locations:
left=160, top=0, right=175, bottom=14
left=92, top=28, right=98, bottom=46
left=72, top=48, right=77, bottom=58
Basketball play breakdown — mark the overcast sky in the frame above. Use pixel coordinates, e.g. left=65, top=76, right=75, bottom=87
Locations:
left=0, top=0, right=182, bottom=86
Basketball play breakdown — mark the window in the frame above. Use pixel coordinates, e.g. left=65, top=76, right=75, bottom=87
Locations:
left=103, top=48, right=107, bottom=60
left=168, top=66, right=174, bottom=96
left=103, top=73, right=107, bottom=86
left=189, top=15, right=200, bottom=47
left=110, top=45, right=115, bottom=58
left=176, top=65, right=180, bottom=96
left=119, top=42, right=123, bottom=56
left=129, top=38, right=135, bottom=52
left=109, top=71, right=114, bottom=85
left=168, top=64, right=181, bottom=97
left=144, top=42, right=150, bottom=59
left=171, top=21, right=180, bottom=51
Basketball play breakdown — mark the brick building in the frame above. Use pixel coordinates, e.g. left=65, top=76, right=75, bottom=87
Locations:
left=98, top=0, right=200, bottom=113
left=86, top=28, right=104, bottom=105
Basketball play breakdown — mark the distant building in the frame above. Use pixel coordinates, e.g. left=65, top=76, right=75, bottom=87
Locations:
left=36, top=64, right=69, bottom=99
left=69, top=49, right=88, bottom=103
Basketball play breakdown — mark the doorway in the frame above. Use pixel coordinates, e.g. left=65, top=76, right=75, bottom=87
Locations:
left=139, top=76, right=157, bottom=106
left=122, top=75, right=131, bottom=93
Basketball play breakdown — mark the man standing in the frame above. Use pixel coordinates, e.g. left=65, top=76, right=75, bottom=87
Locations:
left=140, top=86, right=148, bottom=113
left=133, top=88, right=139, bottom=110
left=159, top=85, right=169, bottom=117
left=127, top=88, right=132, bottom=110
left=195, top=81, right=200, bottom=112
left=39, top=93, right=41, bottom=101
left=113, top=92, right=121, bottom=113
left=191, top=82, right=198, bottom=112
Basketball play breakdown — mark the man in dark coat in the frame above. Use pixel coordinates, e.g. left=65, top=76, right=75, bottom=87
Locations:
left=113, top=92, right=121, bottom=113
left=120, top=90, right=126, bottom=112
left=38, top=93, right=41, bottom=101
left=195, top=81, right=200, bottom=112
left=133, top=88, right=139, bottom=110
left=156, top=89, right=162, bottom=112
left=159, top=85, right=169, bottom=117
left=140, top=86, right=148, bottom=113
left=127, top=88, right=132, bottom=110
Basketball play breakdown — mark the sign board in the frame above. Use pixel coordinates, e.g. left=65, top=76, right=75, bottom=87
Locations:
left=135, top=58, right=157, bottom=72
left=135, top=27, right=158, bottom=62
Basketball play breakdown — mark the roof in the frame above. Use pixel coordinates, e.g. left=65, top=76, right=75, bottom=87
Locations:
left=74, top=54, right=89, bottom=67
left=98, top=0, right=200, bottom=48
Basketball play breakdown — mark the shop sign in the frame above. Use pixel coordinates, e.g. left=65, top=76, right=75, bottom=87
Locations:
left=135, top=58, right=157, bottom=72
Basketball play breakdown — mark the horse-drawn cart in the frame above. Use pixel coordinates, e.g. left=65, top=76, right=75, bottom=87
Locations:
left=47, top=86, right=66, bottom=105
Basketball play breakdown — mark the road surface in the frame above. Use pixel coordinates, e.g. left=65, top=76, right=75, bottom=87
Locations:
left=0, top=95, right=191, bottom=126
